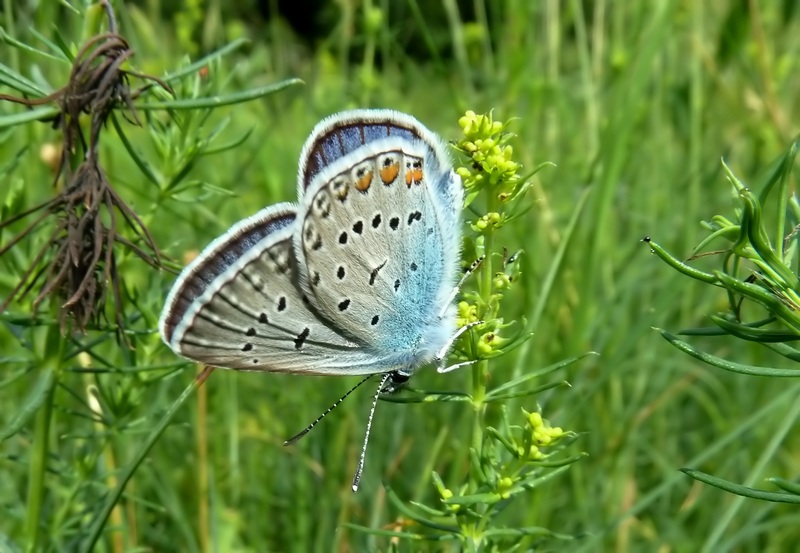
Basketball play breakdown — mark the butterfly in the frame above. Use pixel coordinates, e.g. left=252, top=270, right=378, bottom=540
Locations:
left=159, top=109, right=476, bottom=490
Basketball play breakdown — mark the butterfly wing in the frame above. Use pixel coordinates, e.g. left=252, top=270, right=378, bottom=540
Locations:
left=159, top=204, right=382, bottom=375
left=293, top=110, right=464, bottom=355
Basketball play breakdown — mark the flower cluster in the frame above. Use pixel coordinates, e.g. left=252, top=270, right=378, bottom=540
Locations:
left=525, top=409, right=565, bottom=460
left=456, top=110, right=521, bottom=201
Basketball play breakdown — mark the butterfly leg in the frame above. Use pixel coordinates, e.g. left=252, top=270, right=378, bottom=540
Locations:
left=439, top=255, right=485, bottom=318
left=435, top=319, right=483, bottom=372
left=438, top=358, right=479, bottom=374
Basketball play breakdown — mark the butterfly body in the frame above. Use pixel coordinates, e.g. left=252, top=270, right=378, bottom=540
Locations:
left=159, top=110, right=463, bottom=380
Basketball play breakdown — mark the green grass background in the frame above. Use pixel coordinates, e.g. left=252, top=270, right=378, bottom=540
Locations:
left=1, top=0, right=799, bottom=551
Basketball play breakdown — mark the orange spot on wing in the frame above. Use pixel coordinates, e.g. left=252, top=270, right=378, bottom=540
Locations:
left=380, top=162, right=399, bottom=185
left=355, top=170, right=373, bottom=191
left=405, top=158, right=423, bottom=187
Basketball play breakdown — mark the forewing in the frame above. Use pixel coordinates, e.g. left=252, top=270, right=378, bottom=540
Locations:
left=294, top=134, right=462, bottom=350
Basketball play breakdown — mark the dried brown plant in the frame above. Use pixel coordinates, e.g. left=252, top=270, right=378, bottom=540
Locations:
left=0, top=1, right=173, bottom=336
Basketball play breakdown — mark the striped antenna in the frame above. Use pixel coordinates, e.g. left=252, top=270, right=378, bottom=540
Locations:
left=284, top=374, right=374, bottom=446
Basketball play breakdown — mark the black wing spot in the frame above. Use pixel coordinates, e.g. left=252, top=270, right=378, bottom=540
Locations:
left=390, top=217, right=399, bottom=230
left=372, top=214, right=382, bottom=229
left=277, top=297, right=287, bottom=311
left=312, top=272, right=321, bottom=286
left=410, top=262, right=418, bottom=271
left=242, top=343, right=253, bottom=352
left=369, top=261, right=387, bottom=285
left=259, top=312, right=268, bottom=324
left=394, top=279, right=400, bottom=291
left=312, top=238, right=322, bottom=250
left=294, top=327, right=310, bottom=349
left=302, top=295, right=311, bottom=305
left=252, top=358, right=259, bottom=364
left=407, top=211, right=422, bottom=225
left=337, top=266, right=345, bottom=279
left=338, top=299, right=351, bottom=311
left=246, top=327, right=256, bottom=336
left=353, top=220, right=364, bottom=234
left=339, top=231, right=348, bottom=244
left=371, top=315, right=379, bottom=325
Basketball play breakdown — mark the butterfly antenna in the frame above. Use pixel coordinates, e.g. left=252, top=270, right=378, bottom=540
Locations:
left=352, top=372, right=392, bottom=492
left=284, top=374, right=374, bottom=446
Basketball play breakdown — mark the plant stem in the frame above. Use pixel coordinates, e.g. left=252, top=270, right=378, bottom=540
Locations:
left=25, top=366, right=57, bottom=552
left=196, top=365, right=210, bottom=553
left=471, top=192, right=497, bottom=465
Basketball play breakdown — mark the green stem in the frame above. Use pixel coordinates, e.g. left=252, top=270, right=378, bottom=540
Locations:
left=471, top=192, right=497, bottom=472
left=360, top=0, right=376, bottom=106
left=25, top=369, right=55, bottom=552
left=3, top=0, right=20, bottom=72
left=25, top=321, right=64, bottom=552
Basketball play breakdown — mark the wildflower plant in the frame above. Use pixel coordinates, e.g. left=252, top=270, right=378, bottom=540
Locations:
left=645, top=138, right=800, bottom=505
left=349, top=111, right=590, bottom=550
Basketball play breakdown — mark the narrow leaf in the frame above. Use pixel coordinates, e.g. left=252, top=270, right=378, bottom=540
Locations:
left=682, top=469, right=800, bottom=504
left=0, top=368, right=54, bottom=441
left=658, top=329, right=800, bottom=377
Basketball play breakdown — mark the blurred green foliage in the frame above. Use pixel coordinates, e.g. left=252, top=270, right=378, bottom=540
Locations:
left=1, top=0, right=800, bottom=551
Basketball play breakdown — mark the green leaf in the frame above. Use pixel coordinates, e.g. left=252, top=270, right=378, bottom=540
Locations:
left=384, top=486, right=461, bottom=533
left=28, top=27, right=73, bottom=61
left=679, top=316, right=775, bottom=336
left=111, top=114, right=161, bottom=188
left=0, top=106, right=60, bottom=129
left=442, top=491, right=499, bottom=506
left=488, top=352, right=595, bottom=398
left=709, top=315, right=800, bottom=342
left=714, top=271, right=800, bottom=334
left=0, top=61, right=50, bottom=96
left=0, top=368, right=54, bottom=441
left=486, top=380, right=571, bottom=402
left=754, top=136, right=799, bottom=204
left=133, top=79, right=304, bottom=110
left=342, top=524, right=457, bottom=541
left=161, top=38, right=251, bottom=84
left=200, top=127, right=254, bottom=156
left=482, top=526, right=575, bottom=540
left=657, top=329, right=800, bottom=377
left=681, top=469, right=800, bottom=504
left=768, top=477, right=800, bottom=495
left=763, top=342, right=800, bottom=362
left=0, top=27, right=68, bottom=62
left=644, top=238, right=718, bottom=284
left=379, top=389, right=472, bottom=403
